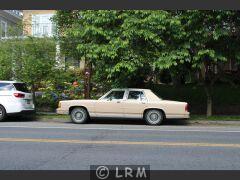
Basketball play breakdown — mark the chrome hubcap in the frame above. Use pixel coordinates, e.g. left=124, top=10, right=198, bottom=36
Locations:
left=147, top=110, right=162, bottom=125
left=150, top=113, right=159, bottom=121
left=75, top=112, right=83, bottom=120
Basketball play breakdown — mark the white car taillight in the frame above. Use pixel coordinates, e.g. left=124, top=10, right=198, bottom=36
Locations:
left=14, top=93, right=25, bottom=98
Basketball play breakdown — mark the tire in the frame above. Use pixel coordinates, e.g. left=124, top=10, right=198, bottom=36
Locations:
left=0, top=105, right=7, bottom=122
left=144, top=109, right=164, bottom=125
left=70, top=107, right=89, bottom=124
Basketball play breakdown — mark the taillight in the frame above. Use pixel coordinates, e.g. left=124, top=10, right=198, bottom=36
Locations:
left=14, top=93, right=25, bottom=98
left=185, top=103, right=189, bottom=112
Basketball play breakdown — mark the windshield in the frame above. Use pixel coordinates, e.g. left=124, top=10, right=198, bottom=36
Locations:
left=13, top=83, right=30, bottom=93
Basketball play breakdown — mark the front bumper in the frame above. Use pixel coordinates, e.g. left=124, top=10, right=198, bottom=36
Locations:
left=56, top=108, right=68, bottom=115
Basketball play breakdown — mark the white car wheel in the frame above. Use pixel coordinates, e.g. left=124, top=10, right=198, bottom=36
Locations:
left=0, top=105, right=6, bottom=122
left=70, top=107, right=88, bottom=124
left=144, top=109, right=164, bottom=125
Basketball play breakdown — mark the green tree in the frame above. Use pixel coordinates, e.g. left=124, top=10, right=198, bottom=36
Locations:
left=54, top=10, right=188, bottom=87
left=0, top=37, right=56, bottom=103
left=180, top=10, right=240, bottom=116
left=0, top=40, right=14, bottom=79
left=54, top=10, right=240, bottom=117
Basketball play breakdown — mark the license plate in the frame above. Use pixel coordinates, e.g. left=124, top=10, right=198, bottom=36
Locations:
left=26, top=100, right=31, bottom=104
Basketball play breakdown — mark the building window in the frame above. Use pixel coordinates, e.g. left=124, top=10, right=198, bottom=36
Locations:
left=32, top=14, right=54, bottom=37
left=0, top=21, right=7, bottom=38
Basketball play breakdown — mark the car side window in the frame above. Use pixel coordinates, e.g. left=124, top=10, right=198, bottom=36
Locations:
left=104, top=91, right=125, bottom=100
left=0, top=83, right=14, bottom=91
left=128, top=91, right=145, bottom=100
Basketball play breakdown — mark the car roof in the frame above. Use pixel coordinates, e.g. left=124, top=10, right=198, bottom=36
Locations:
left=111, top=88, right=151, bottom=91
left=0, top=80, right=24, bottom=84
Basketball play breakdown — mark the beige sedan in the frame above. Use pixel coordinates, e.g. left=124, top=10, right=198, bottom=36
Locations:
left=57, top=88, right=189, bottom=125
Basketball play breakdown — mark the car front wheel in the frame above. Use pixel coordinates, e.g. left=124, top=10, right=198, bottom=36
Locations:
left=70, top=107, right=89, bottom=124
left=144, top=109, right=164, bottom=125
left=0, top=105, right=7, bottom=122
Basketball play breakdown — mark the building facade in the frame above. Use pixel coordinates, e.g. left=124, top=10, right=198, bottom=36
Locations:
left=22, top=10, right=85, bottom=69
left=23, top=10, right=55, bottom=37
left=0, top=10, right=23, bottom=39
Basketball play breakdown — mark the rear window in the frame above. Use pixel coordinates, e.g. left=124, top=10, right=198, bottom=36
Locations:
left=0, top=83, right=14, bottom=91
left=128, top=91, right=145, bottom=100
left=13, top=83, right=30, bottom=93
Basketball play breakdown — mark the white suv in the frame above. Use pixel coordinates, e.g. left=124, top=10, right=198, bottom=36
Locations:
left=0, top=81, right=35, bottom=121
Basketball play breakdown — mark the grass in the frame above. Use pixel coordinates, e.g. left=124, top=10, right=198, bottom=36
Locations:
left=190, top=115, right=240, bottom=121
left=36, top=113, right=69, bottom=120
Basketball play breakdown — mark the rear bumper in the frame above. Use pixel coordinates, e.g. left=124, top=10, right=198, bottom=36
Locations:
left=8, top=110, right=36, bottom=116
left=166, top=113, right=190, bottom=119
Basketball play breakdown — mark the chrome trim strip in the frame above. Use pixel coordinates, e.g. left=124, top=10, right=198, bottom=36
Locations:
left=91, top=113, right=142, bottom=119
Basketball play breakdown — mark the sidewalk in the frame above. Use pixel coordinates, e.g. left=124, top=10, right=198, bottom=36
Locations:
left=189, top=120, right=240, bottom=126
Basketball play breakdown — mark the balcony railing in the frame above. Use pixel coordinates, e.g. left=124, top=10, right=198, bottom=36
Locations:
left=3, top=10, right=23, bottom=19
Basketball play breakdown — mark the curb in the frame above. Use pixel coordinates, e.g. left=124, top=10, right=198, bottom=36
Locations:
left=36, top=118, right=240, bottom=126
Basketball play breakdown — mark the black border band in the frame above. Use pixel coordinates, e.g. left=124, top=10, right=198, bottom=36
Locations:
left=1, top=171, right=240, bottom=180
left=1, top=0, right=240, bottom=10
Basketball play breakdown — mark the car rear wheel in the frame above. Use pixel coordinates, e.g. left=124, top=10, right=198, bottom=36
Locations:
left=70, top=107, right=89, bottom=124
left=144, top=109, right=164, bottom=125
left=0, top=105, right=7, bottom=122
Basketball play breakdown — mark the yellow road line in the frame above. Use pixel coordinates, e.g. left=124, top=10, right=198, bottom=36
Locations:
left=0, top=138, right=240, bottom=148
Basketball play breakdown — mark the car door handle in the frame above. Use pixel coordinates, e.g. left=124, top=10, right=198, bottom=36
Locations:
left=117, top=101, right=121, bottom=103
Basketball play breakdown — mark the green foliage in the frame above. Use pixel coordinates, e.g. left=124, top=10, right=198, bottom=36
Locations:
left=35, top=94, right=57, bottom=110
left=0, top=37, right=56, bottom=84
left=180, top=10, right=240, bottom=68
left=54, top=10, right=190, bottom=87
left=151, top=84, right=240, bottom=114
left=54, top=10, right=240, bottom=116
left=0, top=32, right=87, bottom=109
left=0, top=41, right=14, bottom=79
left=17, top=37, right=56, bottom=85
left=0, top=36, right=57, bottom=107
left=35, top=68, right=85, bottom=110
left=55, top=10, right=240, bottom=82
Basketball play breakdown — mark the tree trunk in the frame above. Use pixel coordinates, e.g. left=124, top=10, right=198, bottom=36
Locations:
left=171, top=75, right=180, bottom=86
left=205, top=86, right=213, bottom=117
left=206, top=92, right=212, bottom=117
left=31, top=83, right=36, bottom=108
left=202, top=60, right=214, bottom=117
left=84, top=62, right=92, bottom=99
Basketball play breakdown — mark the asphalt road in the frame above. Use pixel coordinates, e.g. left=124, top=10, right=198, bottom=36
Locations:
left=1, top=119, right=240, bottom=170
